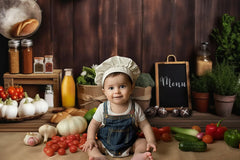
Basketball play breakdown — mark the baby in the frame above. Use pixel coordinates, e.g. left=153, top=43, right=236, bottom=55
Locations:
left=82, top=56, right=157, bottom=160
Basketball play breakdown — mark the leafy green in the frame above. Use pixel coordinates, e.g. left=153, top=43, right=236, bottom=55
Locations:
left=135, top=73, right=155, bottom=87
left=76, top=66, right=96, bottom=85
left=209, top=62, right=240, bottom=96
left=191, top=74, right=210, bottom=93
left=211, top=13, right=240, bottom=70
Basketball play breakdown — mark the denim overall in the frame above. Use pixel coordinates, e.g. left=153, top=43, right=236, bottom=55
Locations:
left=97, top=101, right=138, bottom=156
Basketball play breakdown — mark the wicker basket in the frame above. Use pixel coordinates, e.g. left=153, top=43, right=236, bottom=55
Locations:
left=77, top=85, right=152, bottom=111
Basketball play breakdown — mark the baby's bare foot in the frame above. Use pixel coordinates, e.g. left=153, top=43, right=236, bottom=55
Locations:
left=131, top=152, right=153, bottom=160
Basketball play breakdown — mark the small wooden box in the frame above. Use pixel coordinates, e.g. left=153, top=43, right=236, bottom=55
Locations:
left=3, top=69, right=62, bottom=107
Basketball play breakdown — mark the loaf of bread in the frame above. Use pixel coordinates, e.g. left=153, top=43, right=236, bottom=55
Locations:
left=50, top=111, right=70, bottom=123
left=65, top=108, right=88, bottom=116
left=10, top=18, right=39, bottom=37
left=50, top=108, right=88, bottom=123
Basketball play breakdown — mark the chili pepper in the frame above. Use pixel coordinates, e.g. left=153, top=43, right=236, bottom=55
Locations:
left=205, top=119, right=228, bottom=140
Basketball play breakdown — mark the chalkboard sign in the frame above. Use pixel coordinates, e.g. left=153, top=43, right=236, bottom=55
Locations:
left=155, top=55, right=191, bottom=110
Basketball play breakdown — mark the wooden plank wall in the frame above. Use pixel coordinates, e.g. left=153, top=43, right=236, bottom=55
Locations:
left=0, top=0, right=240, bottom=84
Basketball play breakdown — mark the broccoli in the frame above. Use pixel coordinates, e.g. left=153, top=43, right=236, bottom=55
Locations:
left=135, top=73, right=155, bottom=87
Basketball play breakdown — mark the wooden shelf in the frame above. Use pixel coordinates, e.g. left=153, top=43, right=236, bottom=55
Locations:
left=3, top=69, right=62, bottom=107
left=148, top=111, right=240, bottom=131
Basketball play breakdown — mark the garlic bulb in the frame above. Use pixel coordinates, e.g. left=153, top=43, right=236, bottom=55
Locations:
left=24, top=132, right=42, bottom=146
left=38, top=124, right=57, bottom=143
left=18, top=99, right=35, bottom=117
left=32, top=94, right=48, bottom=115
left=1, top=98, right=18, bottom=119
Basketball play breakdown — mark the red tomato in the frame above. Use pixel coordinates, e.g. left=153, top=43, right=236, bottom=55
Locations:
left=58, top=148, right=66, bottom=155
left=18, top=86, right=23, bottom=93
left=0, top=86, right=4, bottom=92
left=69, top=145, right=78, bottom=153
left=58, top=141, right=68, bottom=149
left=68, top=141, right=74, bottom=147
left=15, top=87, right=20, bottom=94
left=18, top=94, right=23, bottom=99
left=81, top=133, right=87, bottom=139
left=74, top=134, right=80, bottom=141
left=161, top=132, right=172, bottom=142
left=159, top=126, right=171, bottom=134
left=44, top=147, right=55, bottom=157
left=11, top=95, right=18, bottom=100
left=7, top=86, right=15, bottom=96
left=67, top=135, right=76, bottom=141
left=60, top=136, right=66, bottom=142
left=0, top=91, right=7, bottom=100
left=51, top=143, right=60, bottom=152
left=72, top=140, right=80, bottom=146
left=52, top=136, right=61, bottom=141
left=46, top=141, right=54, bottom=147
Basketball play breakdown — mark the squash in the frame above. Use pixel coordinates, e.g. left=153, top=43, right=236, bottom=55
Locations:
left=56, top=115, right=87, bottom=136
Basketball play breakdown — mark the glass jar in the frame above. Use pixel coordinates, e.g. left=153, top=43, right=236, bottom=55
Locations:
left=61, top=68, right=75, bottom=108
left=44, top=85, right=54, bottom=108
left=196, top=42, right=212, bottom=76
left=21, top=39, right=33, bottom=74
left=8, top=39, right=20, bottom=74
left=44, top=55, right=53, bottom=73
left=34, top=57, right=44, bottom=73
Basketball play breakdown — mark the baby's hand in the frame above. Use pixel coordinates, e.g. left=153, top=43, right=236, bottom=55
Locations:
left=146, top=142, right=157, bottom=152
left=82, top=139, right=98, bottom=152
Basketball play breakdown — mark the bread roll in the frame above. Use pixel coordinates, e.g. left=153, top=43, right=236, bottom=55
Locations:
left=50, top=112, right=70, bottom=123
left=65, top=108, right=88, bottom=116
left=10, top=18, right=39, bottom=37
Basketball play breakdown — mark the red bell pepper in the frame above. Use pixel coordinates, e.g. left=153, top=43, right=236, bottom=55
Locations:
left=205, top=119, right=228, bottom=140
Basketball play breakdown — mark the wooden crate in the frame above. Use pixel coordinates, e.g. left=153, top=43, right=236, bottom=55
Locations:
left=3, top=69, right=62, bottom=107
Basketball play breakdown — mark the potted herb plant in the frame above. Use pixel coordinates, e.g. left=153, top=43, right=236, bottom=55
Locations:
left=209, top=62, right=240, bottom=117
left=191, top=74, right=210, bottom=113
left=76, top=65, right=107, bottom=110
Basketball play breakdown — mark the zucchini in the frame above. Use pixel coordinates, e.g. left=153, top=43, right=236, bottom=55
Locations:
left=179, top=141, right=207, bottom=152
left=174, top=133, right=199, bottom=142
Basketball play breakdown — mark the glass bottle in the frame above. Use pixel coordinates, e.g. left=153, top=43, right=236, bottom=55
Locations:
left=8, top=39, right=20, bottom=74
left=44, top=55, right=53, bottom=73
left=44, top=85, right=54, bottom=108
left=61, top=68, right=75, bottom=108
left=34, top=57, right=44, bottom=73
left=21, top=39, right=33, bottom=74
left=196, top=42, right=212, bottom=76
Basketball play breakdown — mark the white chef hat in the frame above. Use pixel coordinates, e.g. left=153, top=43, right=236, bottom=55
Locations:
left=95, top=56, right=141, bottom=86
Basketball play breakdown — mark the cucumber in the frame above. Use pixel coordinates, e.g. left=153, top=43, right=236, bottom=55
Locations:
left=174, top=133, right=199, bottom=142
left=179, top=141, right=207, bottom=152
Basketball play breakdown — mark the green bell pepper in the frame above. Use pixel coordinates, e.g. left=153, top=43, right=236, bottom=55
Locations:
left=224, top=129, right=240, bottom=148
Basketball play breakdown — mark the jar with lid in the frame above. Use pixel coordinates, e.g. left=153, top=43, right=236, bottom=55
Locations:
left=8, top=39, right=20, bottom=74
left=61, top=68, right=75, bottom=108
left=196, top=42, right=212, bottom=76
left=44, top=55, right=53, bottom=73
left=34, top=57, right=44, bottom=73
left=44, top=85, right=54, bottom=108
left=21, top=39, right=33, bottom=74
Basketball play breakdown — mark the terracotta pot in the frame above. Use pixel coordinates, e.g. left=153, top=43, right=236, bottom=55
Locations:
left=214, top=94, right=236, bottom=117
left=192, top=91, right=209, bottom=113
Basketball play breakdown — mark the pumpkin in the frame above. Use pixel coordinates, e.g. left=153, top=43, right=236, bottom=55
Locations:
left=56, top=115, right=87, bottom=136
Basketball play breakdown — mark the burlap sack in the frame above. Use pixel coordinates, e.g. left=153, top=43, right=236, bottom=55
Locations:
left=77, top=85, right=152, bottom=111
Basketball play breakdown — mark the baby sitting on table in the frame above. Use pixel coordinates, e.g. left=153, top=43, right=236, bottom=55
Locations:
left=82, top=56, right=157, bottom=160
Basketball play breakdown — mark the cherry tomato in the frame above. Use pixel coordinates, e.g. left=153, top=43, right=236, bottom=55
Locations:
left=11, top=95, right=18, bottom=100
left=18, top=86, right=23, bottom=93
left=44, top=147, right=55, bottom=157
left=0, top=91, right=7, bottom=100
left=161, top=132, right=172, bottom=142
left=72, top=140, right=80, bottom=146
left=60, top=136, right=66, bottom=142
left=81, top=133, right=87, bottom=139
left=58, top=141, right=68, bottom=149
left=67, top=135, right=76, bottom=141
left=0, top=86, right=4, bottom=92
left=58, top=148, right=66, bottom=155
left=202, top=134, right=213, bottom=144
left=52, top=136, right=61, bottom=141
left=15, top=87, right=20, bottom=94
left=18, top=94, right=23, bottom=99
left=51, top=143, right=60, bottom=152
left=192, top=125, right=201, bottom=133
left=46, top=141, right=54, bottom=147
left=7, top=86, right=15, bottom=96
left=69, top=145, right=78, bottom=153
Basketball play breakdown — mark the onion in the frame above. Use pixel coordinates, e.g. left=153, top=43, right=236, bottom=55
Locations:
left=196, top=132, right=205, bottom=140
